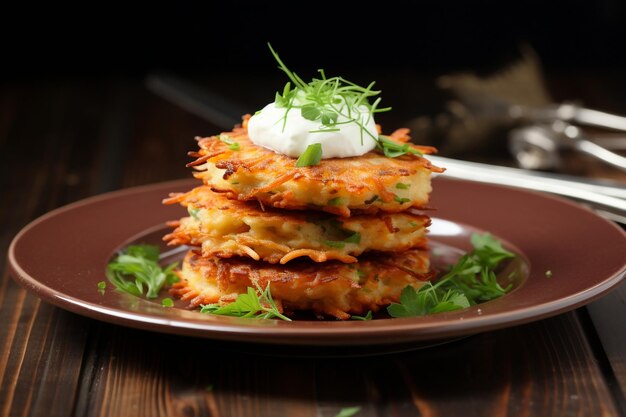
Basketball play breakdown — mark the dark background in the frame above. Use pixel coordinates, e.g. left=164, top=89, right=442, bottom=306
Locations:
left=3, top=1, right=626, bottom=78
left=2, top=0, right=626, bottom=164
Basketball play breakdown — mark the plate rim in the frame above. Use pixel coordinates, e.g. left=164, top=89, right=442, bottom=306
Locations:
left=8, top=177, right=626, bottom=346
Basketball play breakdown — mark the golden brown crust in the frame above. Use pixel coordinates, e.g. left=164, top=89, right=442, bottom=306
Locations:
left=163, top=186, right=430, bottom=264
left=172, top=249, right=433, bottom=320
left=189, top=116, right=443, bottom=217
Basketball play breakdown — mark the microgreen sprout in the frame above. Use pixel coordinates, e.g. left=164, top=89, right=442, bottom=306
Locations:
left=267, top=43, right=394, bottom=151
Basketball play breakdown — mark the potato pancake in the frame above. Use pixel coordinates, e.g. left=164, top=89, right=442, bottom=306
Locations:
left=188, top=117, right=443, bottom=217
left=171, top=249, right=432, bottom=320
left=163, top=186, right=430, bottom=264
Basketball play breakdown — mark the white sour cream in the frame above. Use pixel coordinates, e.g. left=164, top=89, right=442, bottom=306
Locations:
left=247, top=102, right=378, bottom=159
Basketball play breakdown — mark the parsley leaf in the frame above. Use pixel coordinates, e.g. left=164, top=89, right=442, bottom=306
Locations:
left=387, top=233, right=514, bottom=317
left=106, top=244, right=179, bottom=299
left=201, top=282, right=292, bottom=321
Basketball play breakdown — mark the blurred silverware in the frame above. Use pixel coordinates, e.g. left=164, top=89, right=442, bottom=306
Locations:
left=509, top=121, right=626, bottom=171
left=434, top=45, right=626, bottom=172
left=429, top=155, right=626, bottom=223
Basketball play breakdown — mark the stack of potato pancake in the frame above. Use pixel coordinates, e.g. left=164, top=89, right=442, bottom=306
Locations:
left=163, top=118, right=443, bottom=319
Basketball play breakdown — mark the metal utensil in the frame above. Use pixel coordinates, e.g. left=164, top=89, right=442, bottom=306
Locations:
left=429, top=155, right=626, bottom=223
left=509, top=121, right=626, bottom=172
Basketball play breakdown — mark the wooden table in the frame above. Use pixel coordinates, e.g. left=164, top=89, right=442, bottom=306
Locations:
left=1, top=76, right=625, bottom=417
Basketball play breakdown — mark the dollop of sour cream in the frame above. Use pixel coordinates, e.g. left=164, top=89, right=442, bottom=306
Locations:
left=247, top=101, right=378, bottom=159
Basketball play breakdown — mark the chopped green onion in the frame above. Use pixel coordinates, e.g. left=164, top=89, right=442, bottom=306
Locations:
left=364, top=195, right=379, bottom=204
left=327, top=197, right=343, bottom=206
left=344, top=232, right=361, bottom=244
left=324, top=240, right=346, bottom=249
left=218, top=134, right=240, bottom=151
left=295, top=143, right=323, bottom=167
left=395, top=183, right=410, bottom=189
left=188, top=207, right=201, bottom=220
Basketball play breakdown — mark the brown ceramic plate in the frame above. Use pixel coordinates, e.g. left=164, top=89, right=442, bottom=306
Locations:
left=8, top=177, right=626, bottom=346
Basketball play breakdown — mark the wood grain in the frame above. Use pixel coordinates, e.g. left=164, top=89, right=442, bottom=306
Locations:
left=1, top=77, right=625, bottom=417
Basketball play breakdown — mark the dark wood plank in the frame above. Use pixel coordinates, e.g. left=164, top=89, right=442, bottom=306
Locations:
left=48, top=311, right=622, bottom=417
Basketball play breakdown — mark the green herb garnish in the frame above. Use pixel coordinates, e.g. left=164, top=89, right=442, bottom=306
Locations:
left=188, top=206, right=201, bottom=220
left=334, top=407, right=361, bottom=417
left=327, top=197, right=343, bottom=206
left=324, top=240, right=346, bottom=249
left=364, top=195, right=379, bottom=204
left=295, top=143, right=323, bottom=167
left=201, top=282, right=291, bottom=321
left=350, top=311, right=372, bottom=321
left=106, top=244, right=179, bottom=299
left=344, top=232, right=361, bottom=244
left=269, top=43, right=390, bottom=146
left=161, top=297, right=174, bottom=307
left=218, top=134, right=240, bottom=151
left=377, top=135, right=423, bottom=158
left=387, top=233, right=514, bottom=317
left=395, top=182, right=410, bottom=189
left=97, top=281, right=106, bottom=294
left=394, top=195, right=411, bottom=204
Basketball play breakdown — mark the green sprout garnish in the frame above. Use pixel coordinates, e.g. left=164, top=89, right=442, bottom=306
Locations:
left=268, top=43, right=410, bottom=162
left=377, top=135, right=423, bottom=158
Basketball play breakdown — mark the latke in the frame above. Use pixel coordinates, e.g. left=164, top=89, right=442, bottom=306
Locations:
left=171, top=249, right=432, bottom=320
left=163, top=186, right=430, bottom=264
left=188, top=117, right=443, bottom=217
